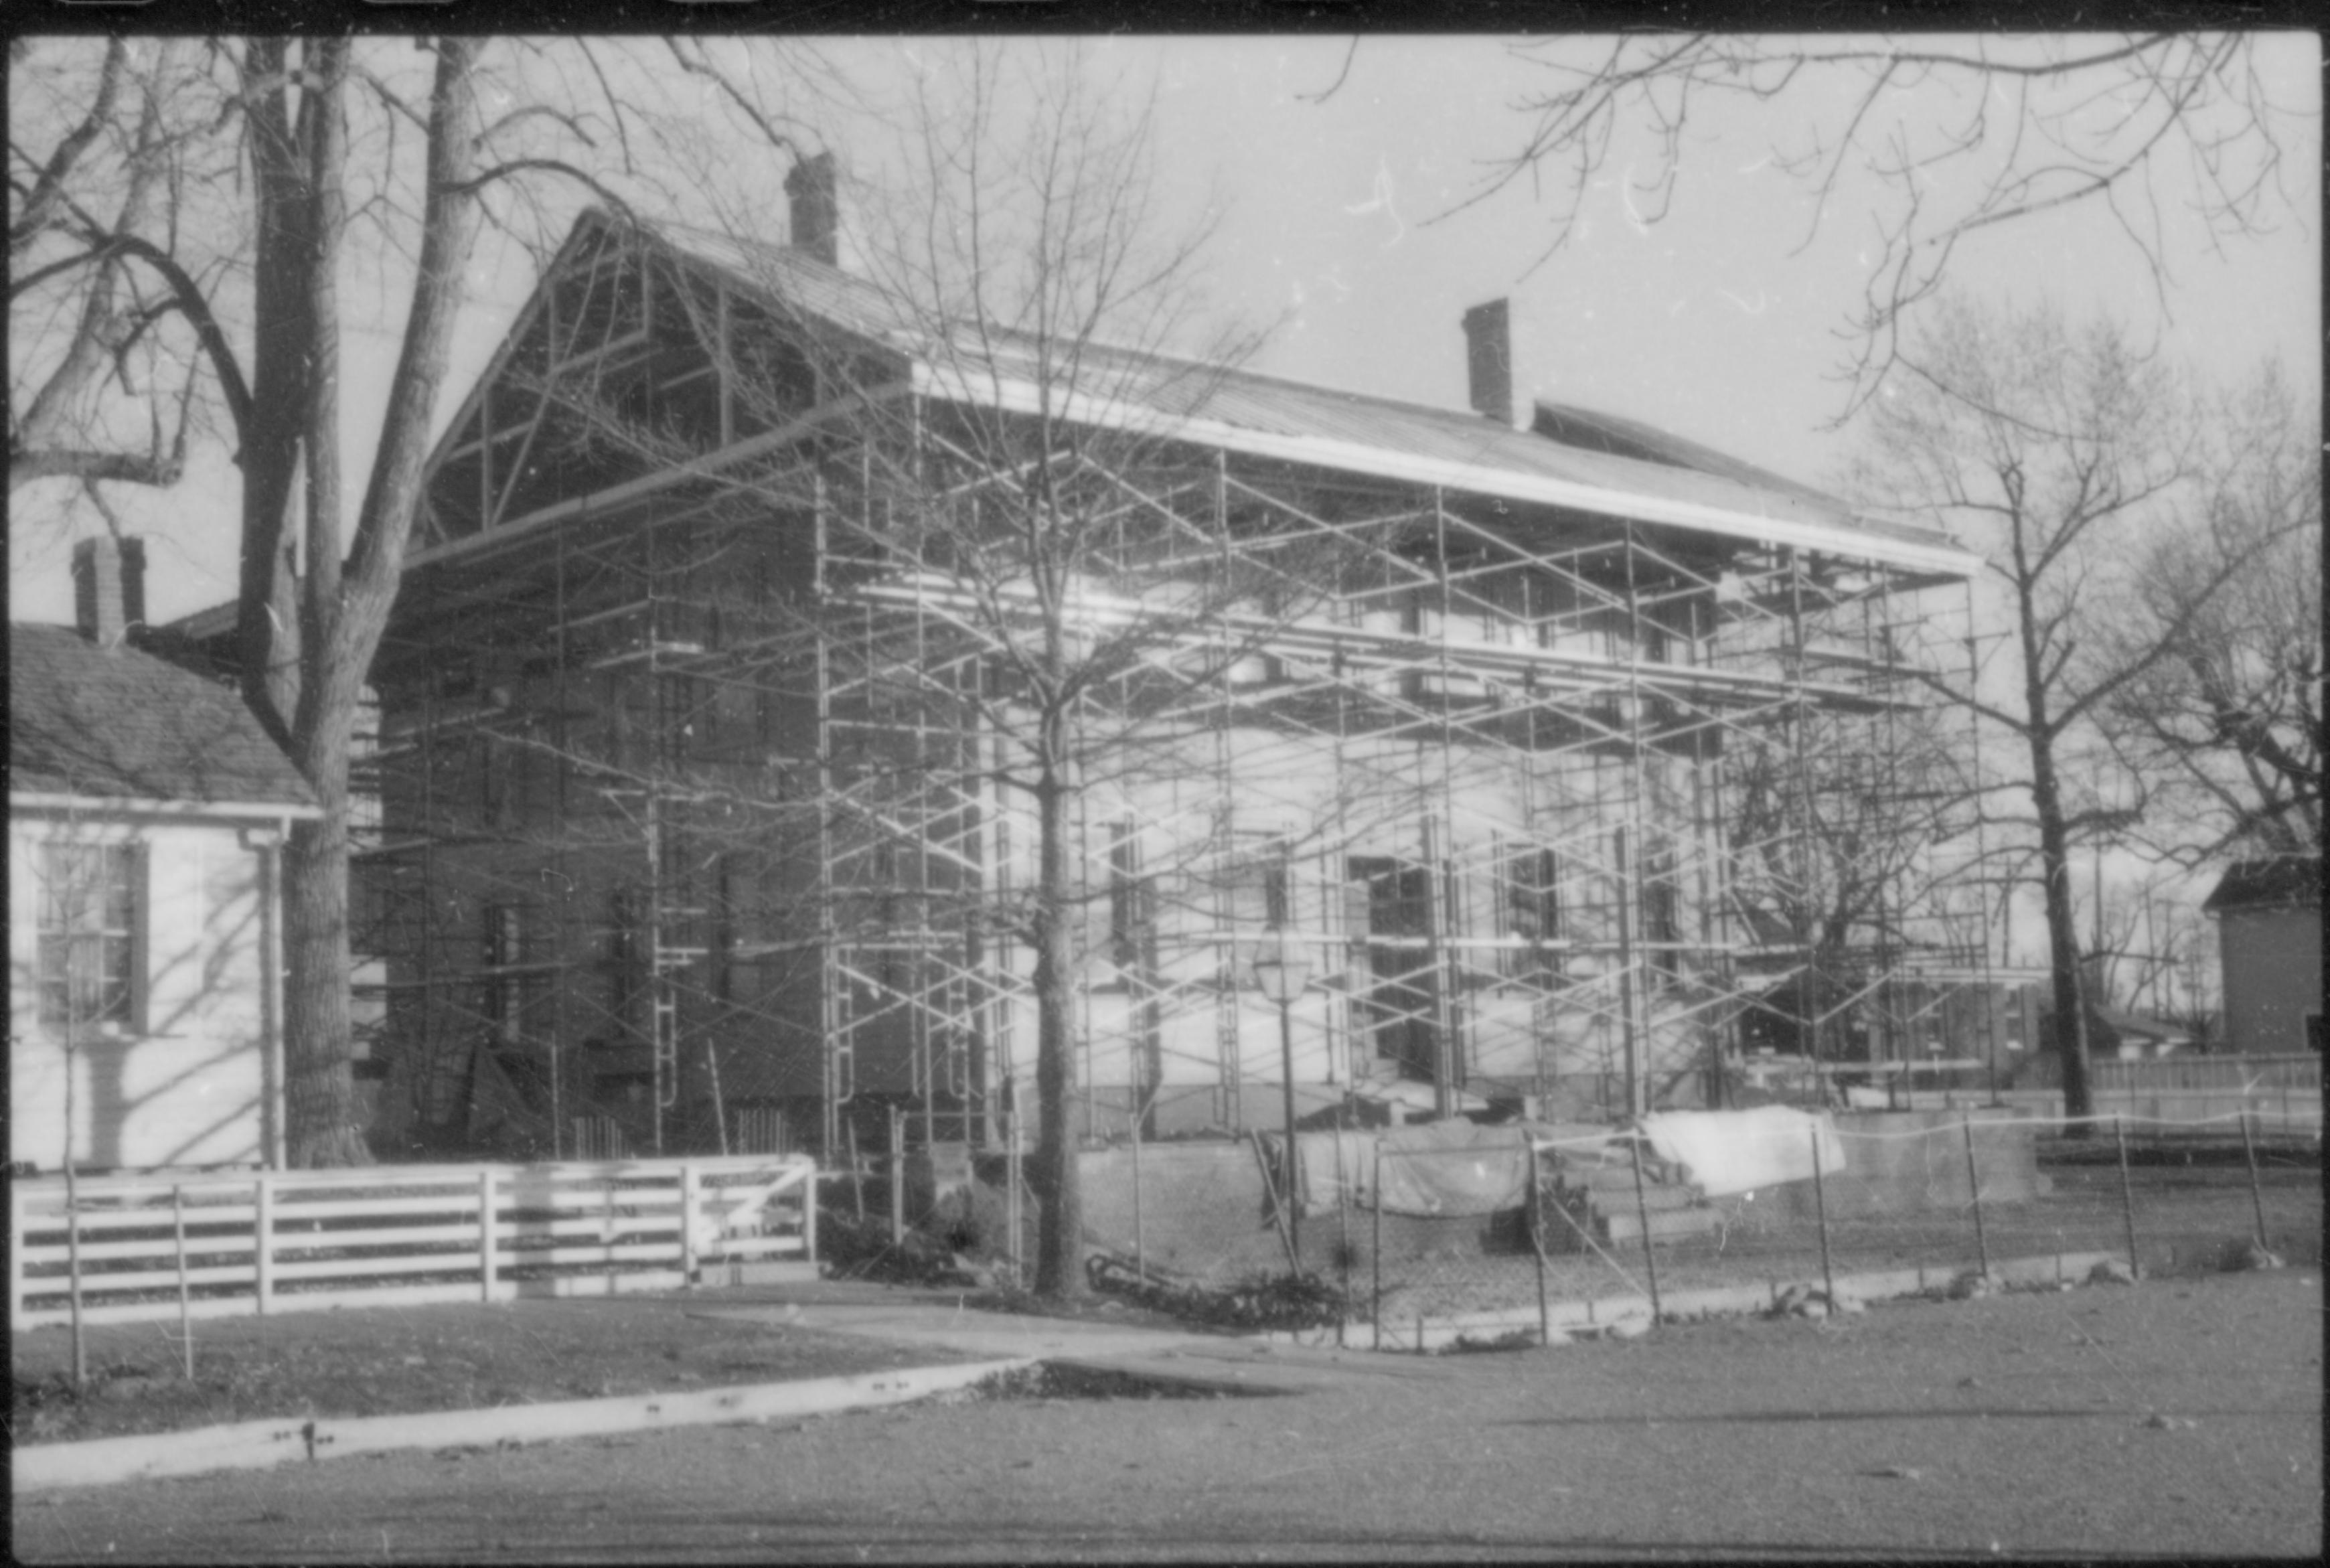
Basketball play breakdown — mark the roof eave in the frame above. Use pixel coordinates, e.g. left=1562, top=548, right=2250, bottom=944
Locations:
left=913, top=364, right=1979, bottom=579
left=10, top=789, right=321, bottom=822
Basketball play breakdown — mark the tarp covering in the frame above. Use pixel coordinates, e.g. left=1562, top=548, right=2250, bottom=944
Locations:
left=1636, top=1105, right=1845, bottom=1198
left=1277, top=1120, right=1614, bottom=1218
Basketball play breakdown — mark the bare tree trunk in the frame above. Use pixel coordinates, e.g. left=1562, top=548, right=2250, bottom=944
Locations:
left=236, top=37, right=312, bottom=743
left=2030, top=740, right=2096, bottom=1132
left=2007, top=480, right=2097, bottom=1134
left=270, top=37, right=481, bottom=1166
left=1028, top=743, right=1087, bottom=1298
left=283, top=801, right=366, bottom=1165
left=277, top=38, right=367, bottom=1168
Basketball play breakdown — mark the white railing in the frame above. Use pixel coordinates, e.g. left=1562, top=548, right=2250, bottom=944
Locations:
left=9, top=1155, right=818, bottom=1330
left=1899, top=1087, right=2321, bottom=1136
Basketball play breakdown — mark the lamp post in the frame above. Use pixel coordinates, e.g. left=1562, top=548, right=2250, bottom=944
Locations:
left=1251, top=929, right=1312, bottom=1262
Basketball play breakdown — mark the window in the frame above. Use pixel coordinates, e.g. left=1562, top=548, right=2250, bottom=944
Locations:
left=37, top=842, right=143, bottom=1032
left=482, top=903, right=540, bottom=1047
left=436, top=655, right=478, bottom=703
left=1638, top=841, right=1683, bottom=977
left=1224, top=839, right=1294, bottom=981
left=1108, top=824, right=1155, bottom=974
left=607, top=886, right=646, bottom=1034
left=1500, top=844, right=1563, bottom=986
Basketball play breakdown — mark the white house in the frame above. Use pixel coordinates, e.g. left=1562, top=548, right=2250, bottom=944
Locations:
left=9, top=538, right=318, bottom=1173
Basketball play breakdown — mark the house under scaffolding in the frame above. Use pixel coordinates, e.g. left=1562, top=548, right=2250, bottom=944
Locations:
left=358, top=166, right=2015, bottom=1164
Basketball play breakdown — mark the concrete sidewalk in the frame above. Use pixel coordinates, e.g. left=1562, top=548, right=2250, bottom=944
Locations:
left=691, top=1289, right=1449, bottom=1396
left=13, top=1283, right=1350, bottom=1492
left=693, top=1289, right=1247, bottom=1362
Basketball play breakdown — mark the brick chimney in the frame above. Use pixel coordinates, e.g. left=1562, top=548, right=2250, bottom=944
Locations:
left=1462, top=299, right=1517, bottom=428
left=785, top=152, right=844, bottom=268
left=72, top=536, right=146, bottom=649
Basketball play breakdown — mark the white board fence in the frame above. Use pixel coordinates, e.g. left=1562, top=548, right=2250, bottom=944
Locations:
left=9, top=1155, right=817, bottom=1330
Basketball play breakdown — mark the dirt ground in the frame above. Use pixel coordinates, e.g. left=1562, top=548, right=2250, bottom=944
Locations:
left=14, top=1267, right=2321, bottom=1562
left=10, top=1293, right=992, bottom=1446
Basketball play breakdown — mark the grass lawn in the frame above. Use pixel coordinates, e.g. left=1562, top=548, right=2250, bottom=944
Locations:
left=11, top=1291, right=989, bottom=1447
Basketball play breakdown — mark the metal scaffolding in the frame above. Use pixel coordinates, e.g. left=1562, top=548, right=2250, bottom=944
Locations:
left=358, top=213, right=1998, bottom=1164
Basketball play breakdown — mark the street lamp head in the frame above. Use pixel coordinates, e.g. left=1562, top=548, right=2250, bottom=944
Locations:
left=1251, top=929, right=1311, bottom=1004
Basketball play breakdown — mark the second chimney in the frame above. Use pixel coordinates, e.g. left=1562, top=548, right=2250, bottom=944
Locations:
left=1462, top=299, right=1517, bottom=428
left=786, top=152, right=843, bottom=268
left=72, top=536, right=147, bottom=650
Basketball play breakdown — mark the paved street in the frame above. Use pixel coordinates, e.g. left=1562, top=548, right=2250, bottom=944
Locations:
left=15, top=1268, right=2320, bottom=1562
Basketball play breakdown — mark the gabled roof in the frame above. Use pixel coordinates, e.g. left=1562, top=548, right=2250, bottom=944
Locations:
left=2201, top=856, right=2322, bottom=915
left=435, top=210, right=1973, bottom=578
left=657, top=217, right=1971, bottom=573
left=9, top=624, right=317, bottom=814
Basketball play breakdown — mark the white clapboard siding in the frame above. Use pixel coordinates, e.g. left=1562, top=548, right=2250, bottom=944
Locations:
left=11, top=1155, right=815, bottom=1328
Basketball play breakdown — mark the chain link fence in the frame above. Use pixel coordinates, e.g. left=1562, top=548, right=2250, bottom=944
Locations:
left=925, top=1107, right=2318, bottom=1346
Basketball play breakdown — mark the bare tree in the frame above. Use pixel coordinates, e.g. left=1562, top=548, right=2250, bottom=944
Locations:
left=461, top=42, right=1383, bottom=1293
left=712, top=48, right=1354, bottom=1296
left=2080, top=865, right=2222, bottom=1046
left=11, top=37, right=834, bottom=1165
left=1725, top=691, right=1983, bottom=1065
left=10, top=40, right=226, bottom=499
left=1415, top=33, right=2308, bottom=414
left=1843, top=295, right=2266, bottom=1127
left=2101, top=362, right=2323, bottom=862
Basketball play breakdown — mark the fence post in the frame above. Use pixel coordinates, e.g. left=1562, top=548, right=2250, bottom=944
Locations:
left=1960, top=1114, right=1989, bottom=1278
left=801, top=1156, right=820, bottom=1269
left=479, top=1168, right=499, bottom=1303
left=1526, top=1137, right=1549, bottom=1347
left=888, top=1105, right=905, bottom=1249
left=605, top=1174, right=624, bottom=1285
left=7, top=1182, right=23, bottom=1330
left=2239, top=1109, right=2269, bottom=1251
left=1810, top=1125, right=1836, bottom=1312
left=1371, top=1142, right=1383, bottom=1352
left=174, top=1184, right=194, bottom=1380
left=254, top=1172, right=275, bottom=1316
left=1628, top=1131, right=1664, bottom=1325
left=1006, top=1103, right=1022, bottom=1289
left=2114, top=1115, right=2139, bottom=1274
left=64, top=1170, right=86, bottom=1385
left=844, top=1118, right=866, bottom=1221
left=1329, top=1119, right=1352, bottom=1349
left=1131, top=1104, right=1146, bottom=1284
left=680, top=1162, right=700, bottom=1287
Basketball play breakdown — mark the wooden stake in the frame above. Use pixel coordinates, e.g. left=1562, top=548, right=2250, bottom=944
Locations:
left=1961, top=1114, right=1989, bottom=1277
left=1130, top=1097, right=1146, bottom=1283
left=2114, top=1115, right=2139, bottom=1273
left=1811, top=1125, right=1837, bottom=1311
left=1527, top=1137, right=1550, bottom=1346
left=2239, top=1109, right=2269, bottom=1250
left=1254, top=1131, right=1298, bottom=1271
left=845, top=1117, right=866, bottom=1221
left=1372, top=1142, right=1383, bottom=1352
left=888, top=1105, right=905, bottom=1249
left=1628, top=1132, right=1664, bottom=1324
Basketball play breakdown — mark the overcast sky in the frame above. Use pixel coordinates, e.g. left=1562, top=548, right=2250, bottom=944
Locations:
left=12, top=33, right=2320, bottom=629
